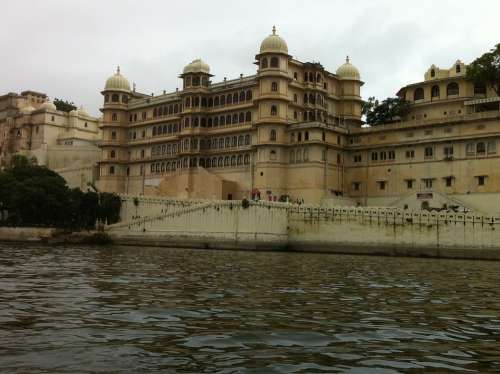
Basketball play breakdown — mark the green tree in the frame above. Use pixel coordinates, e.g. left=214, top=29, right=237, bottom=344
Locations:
left=53, top=98, right=77, bottom=112
left=0, top=164, right=121, bottom=229
left=466, top=43, right=500, bottom=96
left=363, top=97, right=411, bottom=126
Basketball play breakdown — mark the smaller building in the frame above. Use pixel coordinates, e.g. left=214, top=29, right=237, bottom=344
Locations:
left=0, top=90, right=101, bottom=189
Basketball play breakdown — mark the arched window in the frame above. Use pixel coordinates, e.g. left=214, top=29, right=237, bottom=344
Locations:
left=105, top=94, right=109, bottom=102
left=245, top=111, right=252, bottom=122
left=208, top=117, right=212, bottom=127
left=214, top=96, right=220, bottom=106
left=185, top=97, right=191, bottom=107
left=237, top=155, right=243, bottom=165
left=270, top=129, right=277, bottom=141
left=447, top=82, right=459, bottom=96
left=112, top=113, right=117, bottom=121
left=152, top=127, right=157, bottom=136
left=161, top=162, right=165, bottom=172
left=225, top=137, right=230, bottom=148
left=239, top=112, right=244, bottom=123
left=316, top=74, right=321, bottom=82
left=245, top=134, right=250, bottom=145
left=220, top=116, right=226, bottom=126
left=309, top=93, right=314, bottom=104
left=193, top=117, right=199, bottom=127
left=208, top=98, right=213, bottom=107
left=293, top=111, right=297, bottom=119
left=305, top=131, right=309, bottom=141
left=231, top=156, right=236, bottom=166
left=246, top=90, right=252, bottom=100
left=431, top=85, right=440, bottom=98
left=110, top=150, right=116, bottom=158
left=194, top=97, right=200, bottom=107
left=271, top=82, right=278, bottom=92
left=201, top=97, right=207, bottom=107
left=477, top=142, right=486, bottom=154
left=261, top=58, right=268, bottom=69
left=414, top=87, right=424, bottom=101
left=232, top=113, right=238, bottom=123
left=219, top=138, right=224, bottom=148
left=193, top=76, right=200, bottom=86
left=233, top=92, right=238, bottom=103
left=231, top=136, right=237, bottom=147
left=199, top=158, right=205, bottom=167
left=456, top=64, right=461, bottom=73
left=270, top=57, right=279, bottom=68
left=430, top=69, right=435, bottom=78
left=227, top=94, right=232, bottom=104
left=309, top=72, right=313, bottom=82
left=201, top=118, right=206, bottom=127
left=212, top=158, right=217, bottom=167
left=111, top=94, right=119, bottom=102
left=294, top=94, right=297, bottom=103
left=221, top=95, right=226, bottom=105
left=122, top=95, right=128, bottom=103
left=304, top=94, right=308, bottom=104
left=224, top=156, right=230, bottom=166
left=239, top=91, right=245, bottom=101
left=109, top=166, right=115, bottom=175
left=174, top=104, right=178, bottom=113
left=162, top=125, right=167, bottom=133
left=238, top=135, right=244, bottom=146
left=298, top=132, right=302, bottom=142
left=244, top=154, right=250, bottom=165
left=271, top=105, right=277, bottom=116
left=214, top=117, right=219, bottom=126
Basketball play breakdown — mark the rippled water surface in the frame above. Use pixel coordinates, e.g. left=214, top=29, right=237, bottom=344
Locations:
left=1, top=244, right=500, bottom=373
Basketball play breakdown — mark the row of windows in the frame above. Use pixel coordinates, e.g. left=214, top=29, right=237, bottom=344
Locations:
left=152, top=104, right=181, bottom=118
left=151, top=143, right=179, bottom=156
left=352, top=175, right=489, bottom=192
left=289, top=148, right=309, bottom=163
left=200, top=134, right=251, bottom=150
left=149, top=153, right=251, bottom=173
left=413, top=82, right=486, bottom=101
left=184, top=91, right=252, bottom=108
left=183, top=112, right=252, bottom=128
left=105, top=94, right=128, bottom=104
left=354, top=141, right=497, bottom=163
left=260, top=56, right=280, bottom=69
left=152, top=123, right=181, bottom=136
left=184, top=75, right=209, bottom=88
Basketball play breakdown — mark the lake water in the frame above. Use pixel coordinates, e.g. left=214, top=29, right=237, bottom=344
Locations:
left=1, top=244, right=500, bottom=373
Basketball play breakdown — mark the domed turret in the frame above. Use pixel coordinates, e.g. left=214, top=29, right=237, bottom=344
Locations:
left=78, top=105, right=90, bottom=117
left=336, top=56, right=360, bottom=80
left=183, top=59, right=210, bottom=74
left=260, top=26, right=288, bottom=54
left=104, top=66, right=131, bottom=92
left=20, top=105, right=35, bottom=114
left=40, top=101, right=57, bottom=111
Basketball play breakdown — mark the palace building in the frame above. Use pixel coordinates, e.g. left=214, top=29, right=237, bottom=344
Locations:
left=98, top=28, right=500, bottom=214
left=0, top=91, right=101, bottom=189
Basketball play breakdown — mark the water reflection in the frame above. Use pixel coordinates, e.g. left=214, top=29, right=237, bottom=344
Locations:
left=1, top=244, right=500, bottom=372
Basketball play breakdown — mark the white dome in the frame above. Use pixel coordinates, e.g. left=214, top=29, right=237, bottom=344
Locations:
left=104, top=66, right=131, bottom=92
left=78, top=106, right=90, bottom=117
left=183, top=59, right=210, bottom=74
left=20, top=105, right=35, bottom=114
left=336, top=56, right=360, bottom=80
left=260, top=26, right=288, bottom=54
left=40, top=101, right=57, bottom=111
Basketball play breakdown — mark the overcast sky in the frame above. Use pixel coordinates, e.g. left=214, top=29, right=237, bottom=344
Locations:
left=1, top=0, right=498, bottom=117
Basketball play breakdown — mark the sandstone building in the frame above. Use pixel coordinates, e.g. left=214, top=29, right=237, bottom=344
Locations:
left=98, top=28, right=500, bottom=213
left=0, top=91, right=101, bottom=189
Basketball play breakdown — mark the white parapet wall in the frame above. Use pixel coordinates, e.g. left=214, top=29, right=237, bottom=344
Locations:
left=107, top=200, right=290, bottom=250
left=288, top=206, right=500, bottom=259
left=107, top=196, right=500, bottom=259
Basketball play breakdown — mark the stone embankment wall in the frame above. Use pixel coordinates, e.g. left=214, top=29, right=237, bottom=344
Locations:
left=108, top=199, right=289, bottom=250
left=0, top=227, right=56, bottom=242
left=107, top=197, right=500, bottom=260
left=288, top=206, right=500, bottom=259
